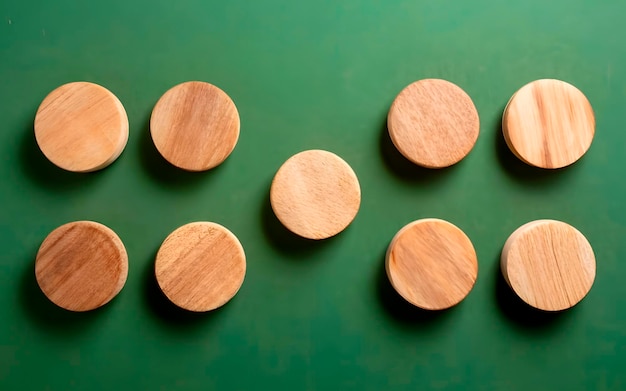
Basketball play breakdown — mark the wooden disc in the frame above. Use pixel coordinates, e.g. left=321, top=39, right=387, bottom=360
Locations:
left=270, top=150, right=361, bottom=240
left=387, top=79, right=480, bottom=168
left=386, top=219, right=478, bottom=310
left=150, top=81, right=240, bottom=171
left=34, top=82, right=129, bottom=172
left=155, top=222, right=246, bottom=312
left=501, top=220, right=596, bottom=311
left=35, top=221, right=128, bottom=312
left=502, top=79, right=595, bottom=169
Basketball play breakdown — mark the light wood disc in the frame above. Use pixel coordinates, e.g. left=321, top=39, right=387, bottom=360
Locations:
left=502, top=79, right=595, bottom=169
left=150, top=81, right=240, bottom=171
left=35, top=221, right=128, bottom=312
left=270, top=150, right=361, bottom=240
left=501, top=220, right=596, bottom=311
left=155, top=222, right=246, bottom=312
left=387, top=79, right=480, bottom=168
left=34, top=82, right=129, bottom=172
left=386, top=218, right=478, bottom=310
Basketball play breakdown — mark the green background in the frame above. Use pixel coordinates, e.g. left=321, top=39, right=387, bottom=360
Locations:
left=1, top=1, right=625, bottom=390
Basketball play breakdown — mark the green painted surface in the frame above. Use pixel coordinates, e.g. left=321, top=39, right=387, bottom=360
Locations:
left=1, top=1, right=625, bottom=390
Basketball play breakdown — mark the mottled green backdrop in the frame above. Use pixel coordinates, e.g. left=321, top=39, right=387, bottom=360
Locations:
left=1, top=1, right=625, bottom=390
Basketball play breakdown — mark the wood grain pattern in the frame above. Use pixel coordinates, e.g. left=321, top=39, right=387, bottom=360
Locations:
left=34, top=82, right=129, bottom=172
left=386, top=219, right=478, bottom=310
left=270, top=150, right=361, bottom=240
left=503, top=79, right=595, bottom=169
left=35, top=221, right=128, bottom=312
left=387, top=79, right=480, bottom=168
left=501, top=220, right=596, bottom=311
left=150, top=81, right=240, bottom=171
left=155, top=222, right=246, bottom=312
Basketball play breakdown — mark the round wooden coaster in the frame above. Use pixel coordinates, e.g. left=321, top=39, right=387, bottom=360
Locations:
left=35, top=221, right=128, bottom=312
left=387, top=79, right=480, bottom=168
left=386, top=219, right=478, bottom=310
left=270, top=150, right=361, bottom=240
left=501, top=220, right=596, bottom=311
left=155, top=222, right=246, bottom=312
left=502, top=79, right=595, bottom=169
left=34, top=82, right=129, bottom=172
left=150, top=81, right=240, bottom=171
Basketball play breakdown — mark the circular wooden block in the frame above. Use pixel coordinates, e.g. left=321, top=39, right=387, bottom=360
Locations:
left=155, top=222, right=246, bottom=312
left=34, top=82, right=129, bottom=172
left=35, top=221, right=128, bottom=312
left=150, top=81, right=240, bottom=171
left=386, top=219, right=478, bottom=310
left=501, top=220, right=596, bottom=311
left=387, top=79, right=480, bottom=168
left=270, top=150, right=361, bottom=240
left=502, top=79, right=595, bottom=169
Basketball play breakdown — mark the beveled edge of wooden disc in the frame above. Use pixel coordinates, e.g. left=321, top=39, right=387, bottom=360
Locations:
left=385, top=218, right=479, bottom=310
left=500, top=219, right=596, bottom=311
left=269, top=149, right=362, bottom=240
left=35, top=220, right=129, bottom=312
left=154, top=221, right=247, bottom=312
left=149, top=81, right=241, bottom=172
left=34, top=81, right=129, bottom=173
left=387, top=78, right=480, bottom=169
left=501, top=79, right=595, bottom=169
